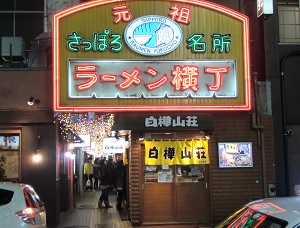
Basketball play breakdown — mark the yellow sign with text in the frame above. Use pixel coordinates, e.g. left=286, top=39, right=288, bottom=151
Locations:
left=145, top=139, right=209, bottom=165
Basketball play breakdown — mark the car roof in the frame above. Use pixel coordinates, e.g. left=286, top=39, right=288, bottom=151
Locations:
left=246, top=197, right=300, bottom=226
left=0, top=182, right=30, bottom=191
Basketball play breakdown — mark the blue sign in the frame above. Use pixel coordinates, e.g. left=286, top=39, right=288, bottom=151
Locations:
left=124, top=15, right=183, bottom=56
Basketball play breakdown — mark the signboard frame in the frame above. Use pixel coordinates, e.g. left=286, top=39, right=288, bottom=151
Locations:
left=53, top=0, right=251, bottom=112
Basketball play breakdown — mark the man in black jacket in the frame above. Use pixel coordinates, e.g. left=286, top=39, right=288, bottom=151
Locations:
left=113, top=160, right=126, bottom=211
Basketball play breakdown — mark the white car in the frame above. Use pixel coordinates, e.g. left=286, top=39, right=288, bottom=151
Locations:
left=0, top=182, right=47, bottom=228
left=216, top=197, right=300, bottom=228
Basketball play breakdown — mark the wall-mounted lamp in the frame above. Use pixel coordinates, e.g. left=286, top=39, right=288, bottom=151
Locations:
left=33, top=135, right=42, bottom=162
left=65, top=151, right=75, bottom=159
left=204, top=130, right=215, bottom=140
left=37, top=135, right=41, bottom=151
left=139, top=132, right=144, bottom=141
left=33, top=152, right=41, bottom=162
left=27, top=96, right=40, bottom=106
left=68, top=143, right=74, bottom=150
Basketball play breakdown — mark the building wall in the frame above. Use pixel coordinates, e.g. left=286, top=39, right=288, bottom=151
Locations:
left=278, top=45, right=300, bottom=196
left=0, top=69, right=52, bottom=110
left=21, top=123, right=59, bottom=226
left=0, top=69, right=60, bottom=226
left=210, top=113, right=275, bottom=222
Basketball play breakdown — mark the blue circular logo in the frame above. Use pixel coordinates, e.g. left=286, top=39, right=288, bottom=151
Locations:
left=124, top=15, right=183, bottom=56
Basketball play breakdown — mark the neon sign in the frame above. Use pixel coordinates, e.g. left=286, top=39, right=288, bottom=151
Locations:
left=53, top=0, right=251, bottom=112
left=68, top=59, right=237, bottom=99
left=124, top=15, right=183, bottom=56
left=66, top=29, right=123, bottom=53
left=66, top=30, right=232, bottom=54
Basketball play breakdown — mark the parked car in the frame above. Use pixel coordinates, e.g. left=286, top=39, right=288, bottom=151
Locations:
left=216, top=197, right=300, bottom=228
left=0, top=182, right=47, bottom=228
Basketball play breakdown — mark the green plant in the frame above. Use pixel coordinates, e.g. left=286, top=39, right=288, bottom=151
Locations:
left=0, top=154, right=7, bottom=181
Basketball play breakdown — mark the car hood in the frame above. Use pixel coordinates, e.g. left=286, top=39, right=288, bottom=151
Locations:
left=247, top=197, right=300, bottom=224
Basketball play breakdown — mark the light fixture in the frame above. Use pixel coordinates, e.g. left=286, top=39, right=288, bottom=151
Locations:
left=27, top=96, right=40, bottom=106
left=68, top=143, right=74, bottom=150
left=205, top=135, right=210, bottom=140
left=33, top=135, right=42, bottom=162
left=65, top=151, right=71, bottom=157
left=138, top=132, right=144, bottom=141
left=37, top=135, right=41, bottom=151
left=33, top=152, right=41, bottom=162
left=204, top=130, right=215, bottom=140
left=64, top=151, right=75, bottom=160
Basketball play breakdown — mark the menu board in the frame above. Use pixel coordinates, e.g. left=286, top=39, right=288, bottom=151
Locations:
left=157, top=171, right=173, bottom=182
left=218, top=142, right=253, bottom=168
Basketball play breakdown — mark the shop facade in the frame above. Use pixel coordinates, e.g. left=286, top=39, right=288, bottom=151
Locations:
left=110, top=112, right=275, bottom=225
left=52, top=0, right=276, bottom=225
left=0, top=0, right=280, bottom=227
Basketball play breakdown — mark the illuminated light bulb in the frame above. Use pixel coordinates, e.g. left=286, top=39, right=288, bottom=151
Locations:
left=68, top=143, right=74, bottom=150
left=65, top=151, right=71, bottom=157
left=33, top=153, right=41, bottom=162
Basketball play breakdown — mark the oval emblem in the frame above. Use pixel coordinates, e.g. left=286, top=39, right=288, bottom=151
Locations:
left=124, top=15, right=183, bottom=56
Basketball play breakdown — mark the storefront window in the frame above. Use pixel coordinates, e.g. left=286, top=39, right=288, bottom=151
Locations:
left=144, top=164, right=206, bottom=183
left=175, top=164, right=205, bottom=183
left=0, top=134, right=20, bottom=181
left=144, top=165, right=174, bottom=183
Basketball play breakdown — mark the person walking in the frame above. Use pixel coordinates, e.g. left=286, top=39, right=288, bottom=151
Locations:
left=93, top=158, right=100, bottom=189
left=98, top=159, right=113, bottom=208
left=113, top=159, right=126, bottom=211
left=107, top=158, right=115, bottom=190
left=83, top=156, right=94, bottom=191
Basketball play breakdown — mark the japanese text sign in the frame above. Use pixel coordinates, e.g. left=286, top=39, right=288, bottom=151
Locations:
left=53, top=0, right=250, bottom=112
left=68, top=59, right=236, bottom=98
left=145, top=139, right=209, bottom=165
left=111, top=113, right=213, bottom=131
left=103, top=137, right=125, bottom=154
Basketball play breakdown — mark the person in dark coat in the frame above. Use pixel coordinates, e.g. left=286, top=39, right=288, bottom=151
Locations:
left=113, top=160, right=126, bottom=210
left=98, top=159, right=113, bottom=208
left=93, top=158, right=100, bottom=189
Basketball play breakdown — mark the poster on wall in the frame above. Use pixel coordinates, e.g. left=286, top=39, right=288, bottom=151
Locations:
left=157, top=171, right=173, bottom=182
left=218, top=142, right=253, bottom=168
left=0, top=136, right=19, bottom=150
left=0, top=135, right=20, bottom=179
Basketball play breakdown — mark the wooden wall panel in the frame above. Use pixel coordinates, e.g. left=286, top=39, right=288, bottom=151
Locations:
left=175, top=183, right=210, bottom=222
left=210, top=113, right=275, bottom=222
left=143, top=183, right=175, bottom=222
left=129, top=132, right=142, bottom=225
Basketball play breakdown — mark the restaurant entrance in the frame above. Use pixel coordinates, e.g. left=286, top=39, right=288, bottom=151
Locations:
left=141, top=138, right=210, bottom=224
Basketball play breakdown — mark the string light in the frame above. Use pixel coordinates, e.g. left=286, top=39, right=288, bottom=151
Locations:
left=54, top=112, right=114, bottom=153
